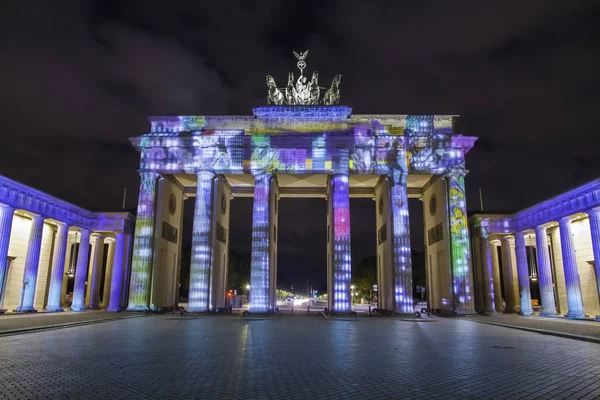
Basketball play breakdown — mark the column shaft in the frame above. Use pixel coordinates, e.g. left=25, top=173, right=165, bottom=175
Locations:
left=330, top=173, right=352, bottom=313
left=535, top=226, right=557, bottom=316
left=479, top=236, right=497, bottom=314
left=17, top=215, right=45, bottom=312
left=0, top=206, right=15, bottom=311
left=107, top=232, right=126, bottom=312
left=490, top=241, right=503, bottom=312
left=45, top=223, right=69, bottom=311
left=71, top=229, right=91, bottom=311
left=101, top=241, right=115, bottom=308
left=249, top=173, right=272, bottom=313
left=559, top=218, right=585, bottom=318
left=127, top=171, right=160, bottom=311
left=188, top=170, right=214, bottom=312
left=88, top=236, right=105, bottom=309
left=587, top=208, right=600, bottom=319
left=447, top=168, right=475, bottom=314
left=514, top=232, right=533, bottom=315
left=500, top=237, right=518, bottom=313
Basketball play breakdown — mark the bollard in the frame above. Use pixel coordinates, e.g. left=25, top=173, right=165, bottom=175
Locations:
left=308, top=305, right=310, bottom=315
left=369, top=305, right=371, bottom=316
left=292, top=306, right=294, bottom=315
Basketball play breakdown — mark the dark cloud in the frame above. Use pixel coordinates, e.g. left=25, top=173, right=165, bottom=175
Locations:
left=1, top=1, right=599, bottom=285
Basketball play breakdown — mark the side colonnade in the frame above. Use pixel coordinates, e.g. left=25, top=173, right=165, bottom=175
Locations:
left=470, top=179, right=600, bottom=320
left=0, top=175, right=134, bottom=314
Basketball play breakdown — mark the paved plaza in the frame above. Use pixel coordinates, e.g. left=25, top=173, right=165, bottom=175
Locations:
left=1, top=315, right=600, bottom=399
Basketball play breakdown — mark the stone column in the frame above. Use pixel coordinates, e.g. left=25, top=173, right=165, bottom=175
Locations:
left=188, top=170, right=215, bottom=312
left=446, top=164, right=476, bottom=314
left=45, top=223, right=69, bottom=311
left=0, top=205, right=14, bottom=312
left=101, top=240, right=115, bottom=308
left=515, top=232, right=533, bottom=316
left=329, top=173, right=352, bottom=314
left=17, top=214, right=45, bottom=312
left=587, top=208, right=600, bottom=320
left=71, top=229, right=91, bottom=312
left=490, top=240, right=503, bottom=312
left=558, top=217, right=585, bottom=318
left=107, top=232, right=126, bottom=312
left=249, top=172, right=272, bottom=313
left=127, top=171, right=160, bottom=311
left=535, top=225, right=557, bottom=316
left=479, top=234, right=497, bottom=314
left=500, top=236, right=518, bottom=313
left=88, top=235, right=105, bottom=310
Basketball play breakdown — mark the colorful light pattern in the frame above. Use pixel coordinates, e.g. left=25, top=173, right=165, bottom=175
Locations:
left=447, top=165, right=475, bottom=314
left=188, top=170, right=215, bottom=312
left=249, top=173, right=271, bottom=313
left=126, top=172, right=160, bottom=311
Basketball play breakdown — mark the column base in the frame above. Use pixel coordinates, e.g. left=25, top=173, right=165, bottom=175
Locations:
left=596, top=315, right=600, bottom=321
left=70, top=305, right=86, bottom=312
left=540, top=309, right=557, bottom=317
left=105, top=306, right=123, bottom=313
left=518, top=309, right=533, bottom=316
left=125, top=306, right=151, bottom=312
left=14, top=308, right=38, bottom=313
left=88, top=305, right=102, bottom=310
left=0, top=309, right=6, bottom=314
left=565, top=310, right=586, bottom=319
left=44, top=306, right=64, bottom=312
left=483, top=310, right=501, bottom=316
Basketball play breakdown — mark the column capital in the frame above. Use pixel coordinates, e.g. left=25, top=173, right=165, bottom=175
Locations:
left=587, top=207, right=600, bottom=218
left=514, top=231, right=526, bottom=240
left=499, top=235, right=514, bottom=244
left=445, top=162, right=468, bottom=178
left=559, top=216, right=574, bottom=224
left=534, top=225, right=548, bottom=235
left=138, top=170, right=162, bottom=179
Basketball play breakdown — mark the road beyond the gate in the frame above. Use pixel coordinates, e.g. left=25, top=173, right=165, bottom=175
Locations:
left=1, top=315, right=599, bottom=399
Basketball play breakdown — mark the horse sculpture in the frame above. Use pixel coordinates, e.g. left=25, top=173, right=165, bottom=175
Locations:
left=266, top=75, right=284, bottom=105
left=322, top=74, right=341, bottom=105
left=285, top=72, right=296, bottom=105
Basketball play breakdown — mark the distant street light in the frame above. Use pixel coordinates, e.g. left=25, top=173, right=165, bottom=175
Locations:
left=245, top=284, right=251, bottom=290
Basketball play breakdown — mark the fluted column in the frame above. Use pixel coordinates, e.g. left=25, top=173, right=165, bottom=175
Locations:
left=535, top=226, right=557, bottom=316
left=101, top=240, right=115, bottom=308
left=515, top=232, right=533, bottom=316
left=490, top=241, right=503, bottom=312
left=500, top=236, right=518, bottom=313
left=45, top=223, right=69, bottom=311
left=127, top=171, right=161, bottom=311
left=587, top=208, right=600, bottom=320
left=107, top=232, right=126, bottom=312
left=17, top=215, right=45, bottom=312
left=559, top=217, right=585, bottom=318
left=479, top=234, right=497, bottom=314
left=188, top=170, right=215, bottom=312
left=446, top=164, right=476, bottom=314
left=0, top=205, right=15, bottom=312
left=88, top=235, right=105, bottom=310
left=71, top=229, right=91, bottom=312
left=329, top=173, right=352, bottom=314
left=248, top=172, right=272, bottom=313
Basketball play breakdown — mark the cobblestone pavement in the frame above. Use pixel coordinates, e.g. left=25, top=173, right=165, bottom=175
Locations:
left=0, top=310, right=141, bottom=334
left=467, top=314, right=600, bottom=340
left=1, top=315, right=600, bottom=399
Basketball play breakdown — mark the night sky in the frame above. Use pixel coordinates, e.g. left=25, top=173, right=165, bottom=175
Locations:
left=1, top=2, right=599, bottom=288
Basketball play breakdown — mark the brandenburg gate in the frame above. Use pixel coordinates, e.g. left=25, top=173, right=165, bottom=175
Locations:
left=125, top=53, right=478, bottom=316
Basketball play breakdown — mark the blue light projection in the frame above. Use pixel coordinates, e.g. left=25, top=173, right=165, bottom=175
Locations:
left=17, top=215, right=45, bottom=312
left=331, top=172, right=352, bottom=313
left=535, top=226, right=557, bottom=316
left=71, top=229, right=90, bottom=312
left=558, top=218, right=585, bottom=318
left=188, top=170, right=215, bottom=312
left=45, top=223, right=68, bottom=311
left=514, top=232, right=533, bottom=316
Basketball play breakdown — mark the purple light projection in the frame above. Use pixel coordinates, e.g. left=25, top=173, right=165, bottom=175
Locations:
left=514, top=232, right=533, bottom=316
left=45, top=222, right=69, bottom=312
left=71, top=229, right=91, bottom=312
left=558, top=217, right=585, bottom=318
left=17, top=214, right=45, bottom=312
left=330, top=172, right=352, bottom=313
left=535, top=226, right=557, bottom=316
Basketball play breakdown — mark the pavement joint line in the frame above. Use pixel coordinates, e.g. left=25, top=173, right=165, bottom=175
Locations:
left=0, top=314, right=148, bottom=337
left=464, top=318, right=600, bottom=344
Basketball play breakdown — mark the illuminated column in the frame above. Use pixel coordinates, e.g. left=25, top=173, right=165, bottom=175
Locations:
left=515, top=232, right=533, bottom=316
left=559, top=217, right=585, bottom=318
left=107, top=232, right=126, bottom=312
left=127, top=171, right=160, bottom=311
left=249, top=172, right=272, bottom=313
left=329, top=173, right=352, bottom=314
left=500, top=236, right=518, bottom=313
left=17, top=214, right=45, bottom=312
left=588, top=208, right=600, bottom=320
left=45, top=223, right=69, bottom=311
left=535, top=225, right=557, bottom=316
left=0, top=205, right=14, bottom=312
left=479, top=234, right=497, bottom=314
left=71, top=229, right=91, bottom=312
left=446, top=165, right=475, bottom=314
left=101, top=240, right=115, bottom=308
left=88, top=235, right=105, bottom=310
left=490, top=240, right=503, bottom=312
left=188, top=170, right=215, bottom=312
